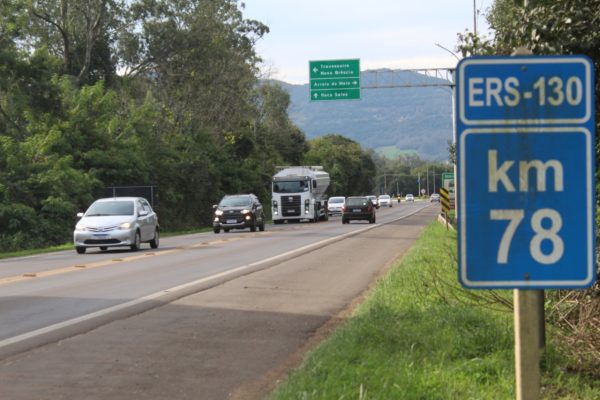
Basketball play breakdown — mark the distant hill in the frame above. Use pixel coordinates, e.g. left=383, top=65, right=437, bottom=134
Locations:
left=274, top=69, right=454, bottom=161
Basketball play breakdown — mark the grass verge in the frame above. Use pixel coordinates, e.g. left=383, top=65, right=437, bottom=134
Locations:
left=269, top=221, right=600, bottom=399
left=0, top=227, right=213, bottom=260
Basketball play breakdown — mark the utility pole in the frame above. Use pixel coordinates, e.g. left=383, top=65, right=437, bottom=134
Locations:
left=384, top=173, right=387, bottom=194
left=426, top=166, right=429, bottom=195
left=473, top=0, right=477, bottom=36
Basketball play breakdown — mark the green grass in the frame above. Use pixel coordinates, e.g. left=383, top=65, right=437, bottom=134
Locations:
left=269, top=222, right=600, bottom=400
left=0, top=243, right=74, bottom=260
left=0, top=227, right=213, bottom=260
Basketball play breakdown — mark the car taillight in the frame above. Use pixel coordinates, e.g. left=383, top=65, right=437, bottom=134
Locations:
left=342, top=206, right=347, bottom=212
left=367, top=204, right=373, bottom=212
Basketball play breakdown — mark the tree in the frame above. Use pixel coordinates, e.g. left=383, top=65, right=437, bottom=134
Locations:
left=252, top=82, right=308, bottom=165
left=120, top=0, right=268, bottom=138
left=303, top=135, right=375, bottom=196
left=0, top=0, right=314, bottom=248
left=26, top=0, right=124, bottom=86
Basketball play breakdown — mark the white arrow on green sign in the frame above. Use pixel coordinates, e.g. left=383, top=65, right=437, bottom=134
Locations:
left=309, top=59, right=360, bottom=101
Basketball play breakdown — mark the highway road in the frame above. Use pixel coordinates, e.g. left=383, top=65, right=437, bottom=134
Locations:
left=0, top=201, right=437, bottom=399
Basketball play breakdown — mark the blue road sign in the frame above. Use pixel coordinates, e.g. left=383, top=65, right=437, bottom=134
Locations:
left=456, top=56, right=596, bottom=289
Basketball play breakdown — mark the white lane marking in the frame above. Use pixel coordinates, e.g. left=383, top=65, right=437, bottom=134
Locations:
left=0, top=205, right=430, bottom=349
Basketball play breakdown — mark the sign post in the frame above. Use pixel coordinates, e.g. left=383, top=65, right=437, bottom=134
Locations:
left=456, top=55, right=595, bottom=399
left=441, top=172, right=455, bottom=212
left=309, top=59, right=360, bottom=101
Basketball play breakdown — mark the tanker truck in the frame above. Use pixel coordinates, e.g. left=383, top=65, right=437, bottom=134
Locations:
left=271, top=166, right=330, bottom=224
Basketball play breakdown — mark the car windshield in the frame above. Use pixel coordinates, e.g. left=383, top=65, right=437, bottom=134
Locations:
left=329, top=198, right=344, bottom=204
left=86, top=201, right=134, bottom=216
left=346, top=198, right=368, bottom=206
left=379, top=196, right=390, bottom=199
left=219, top=196, right=252, bottom=207
left=273, top=180, right=309, bottom=193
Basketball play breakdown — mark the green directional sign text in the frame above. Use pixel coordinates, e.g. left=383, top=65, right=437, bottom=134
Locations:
left=309, top=59, right=360, bottom=101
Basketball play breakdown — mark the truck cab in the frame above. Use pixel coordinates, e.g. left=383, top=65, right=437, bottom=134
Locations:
left=271, top=166, right=330, bottom=224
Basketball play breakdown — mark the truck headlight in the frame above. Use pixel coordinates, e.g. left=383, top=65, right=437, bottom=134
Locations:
left=215, top=209, right=223, bottom=216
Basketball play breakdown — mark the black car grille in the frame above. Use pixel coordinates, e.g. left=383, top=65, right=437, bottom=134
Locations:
left=221, top=210, right=243, bottom=222
left=84, top=239, right=121, bottom=245
left=281, top=195, right=301, bottom=216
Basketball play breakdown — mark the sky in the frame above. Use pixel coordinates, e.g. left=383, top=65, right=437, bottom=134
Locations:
left=241, top=0, right=492, bottom=84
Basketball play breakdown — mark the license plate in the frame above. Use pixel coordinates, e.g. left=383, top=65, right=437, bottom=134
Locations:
left=93, top=234, right=109, bottom=238
left=226, top=219, right=237, bottom=224
left=352, top=209, right=361, bottom=212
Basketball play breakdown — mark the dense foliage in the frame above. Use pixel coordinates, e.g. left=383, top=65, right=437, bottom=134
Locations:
left=457, top=0, right=600, bottom=376
left=0, top=0, right=286, bottom=250
left=0, top=0, right=394, bottom=252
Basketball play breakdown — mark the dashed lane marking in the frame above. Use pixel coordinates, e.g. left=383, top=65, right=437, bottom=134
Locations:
left=0, top=233, right=271, bottom=286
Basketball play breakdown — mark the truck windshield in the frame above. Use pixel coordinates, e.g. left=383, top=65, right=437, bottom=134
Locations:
left=273, top=180, right=309, bottom=193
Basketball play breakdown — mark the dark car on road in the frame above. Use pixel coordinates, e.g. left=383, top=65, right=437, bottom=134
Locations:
left=213, top=194, right=265, bottom=233
left=342, top=196, right=376, bottom=224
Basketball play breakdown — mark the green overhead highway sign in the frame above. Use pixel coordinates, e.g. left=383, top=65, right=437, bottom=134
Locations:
left=309, top=59, right=360, bottom=101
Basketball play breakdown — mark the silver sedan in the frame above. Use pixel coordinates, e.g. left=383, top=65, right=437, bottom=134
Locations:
left=73, top=197, right=159, bottom=254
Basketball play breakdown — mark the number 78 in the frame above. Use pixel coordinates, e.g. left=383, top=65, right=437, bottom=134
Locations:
left=490, top=209, right=564, bottom=265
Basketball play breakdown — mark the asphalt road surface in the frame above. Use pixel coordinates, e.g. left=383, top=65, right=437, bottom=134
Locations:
left=0, top=202, right=438, bottom=399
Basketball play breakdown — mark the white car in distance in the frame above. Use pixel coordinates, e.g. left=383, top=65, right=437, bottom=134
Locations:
left=327, top=196, right=346, bottom=216
left=377, top=195, right=392, bottom=207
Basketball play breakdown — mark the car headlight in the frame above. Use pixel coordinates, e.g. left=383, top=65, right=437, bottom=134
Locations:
left=119, top=222, right=132, bottom=229
left=215, top=210, right=224, bottom=216
left=76, top=224, right=87, bottom=231
left=241, top=209, right=250, bottom=214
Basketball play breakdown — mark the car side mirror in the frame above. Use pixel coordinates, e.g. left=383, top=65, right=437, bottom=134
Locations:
left=139, top=210, right=149, bottom=217
left=76, top=212, right=84, bottom=219
left=212, top=204, right=218, bottom=210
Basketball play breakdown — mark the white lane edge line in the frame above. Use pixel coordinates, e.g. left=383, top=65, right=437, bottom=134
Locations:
left=0, top=204, right=430, bottom=349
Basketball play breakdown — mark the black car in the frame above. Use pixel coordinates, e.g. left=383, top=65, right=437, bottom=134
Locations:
left=342, top=196, right=376, bottom=224
left=213, top=194, right=265, bottom=233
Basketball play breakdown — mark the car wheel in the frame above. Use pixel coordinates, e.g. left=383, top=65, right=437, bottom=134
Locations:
left=213, top=228, right=220, bottom=234
left=130, top=231, right=141, bottom=251
left=76, top=246, right=86, bottom=254
left=342, top=218, right=348, bottom=224
left=250, top=224, right=257, bottom=232
left=370, top=216, right=376, bottom=224
left=259, top=221, right=265, bottom=232
left=150, top=229, right=159, bottom=248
